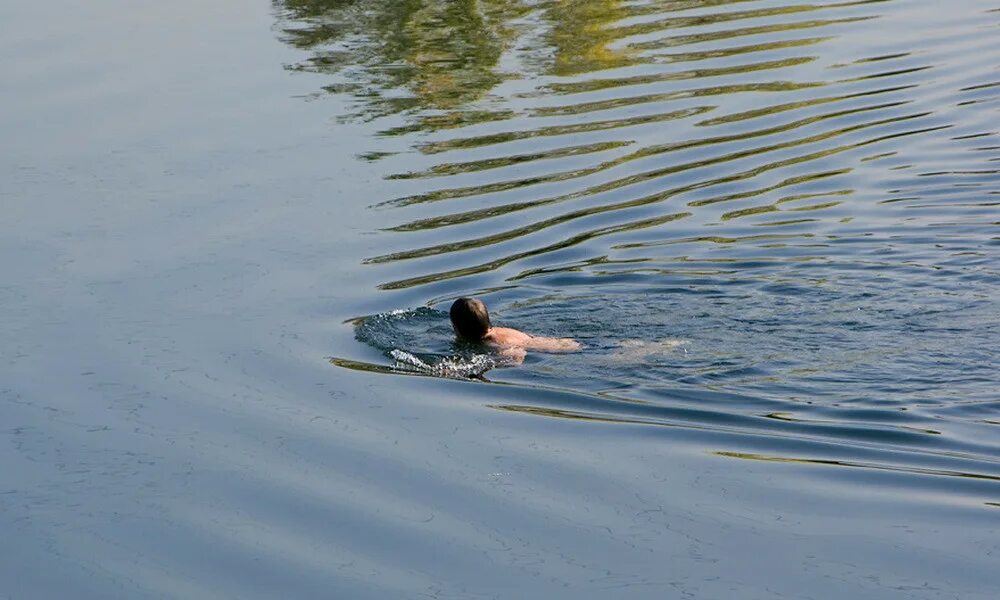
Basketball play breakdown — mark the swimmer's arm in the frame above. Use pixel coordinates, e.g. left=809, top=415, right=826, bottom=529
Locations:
left=522, top=335, right=582, bottom=352
left=486, top=327, right=581, bottom=353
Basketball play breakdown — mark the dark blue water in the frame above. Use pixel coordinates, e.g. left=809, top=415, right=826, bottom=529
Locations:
left=3, top=0, right=998, bottom=598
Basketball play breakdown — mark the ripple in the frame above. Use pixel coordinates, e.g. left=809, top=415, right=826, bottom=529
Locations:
left=285, top=0, right=1000, bottom=509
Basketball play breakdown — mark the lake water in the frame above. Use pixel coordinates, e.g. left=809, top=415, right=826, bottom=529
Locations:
left=2, top=0, right=998, bottom=598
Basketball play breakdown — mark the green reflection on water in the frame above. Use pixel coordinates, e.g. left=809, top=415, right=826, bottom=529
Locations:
left=277, top=0, right=998, bottom=294
left=275, top=0, right=529, bottom=119
left=274, top=0, right=881, bottom=124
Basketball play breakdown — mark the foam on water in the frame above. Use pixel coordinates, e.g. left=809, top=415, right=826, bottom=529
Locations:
left=353, top=308, right=508, bottom=378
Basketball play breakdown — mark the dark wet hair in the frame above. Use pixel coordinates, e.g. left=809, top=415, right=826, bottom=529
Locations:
left=450, top=297, right=490, bottom=341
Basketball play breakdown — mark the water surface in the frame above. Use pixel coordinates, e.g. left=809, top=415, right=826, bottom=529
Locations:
left=2, top=0, right=998, bottom=598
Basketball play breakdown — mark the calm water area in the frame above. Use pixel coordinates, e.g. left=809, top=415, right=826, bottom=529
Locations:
left=2, top=0, right=999, bottom=598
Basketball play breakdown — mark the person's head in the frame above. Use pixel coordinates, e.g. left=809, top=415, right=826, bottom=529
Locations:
left=450, top=297, right=491, bottom=341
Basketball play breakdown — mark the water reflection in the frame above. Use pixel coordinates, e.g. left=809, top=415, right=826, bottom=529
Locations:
left=284, top=0, right=1000, bottom=503
left=275, top=0, right=528, bottom=119
left=541, top=1, right=641, bottom=76
left=715, top=452, right=1000, bottom=482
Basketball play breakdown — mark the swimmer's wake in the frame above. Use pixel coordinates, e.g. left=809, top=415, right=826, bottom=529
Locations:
left=389, top=349, right=506, bottom=378
left=333, top=307, right=518, bottom=380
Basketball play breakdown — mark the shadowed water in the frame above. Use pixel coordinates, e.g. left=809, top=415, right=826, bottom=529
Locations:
left=2, top=0, right=998, bottom=598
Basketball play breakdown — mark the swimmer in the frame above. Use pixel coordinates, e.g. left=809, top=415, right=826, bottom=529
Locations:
left=449, top=297, right=581, bottom=363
